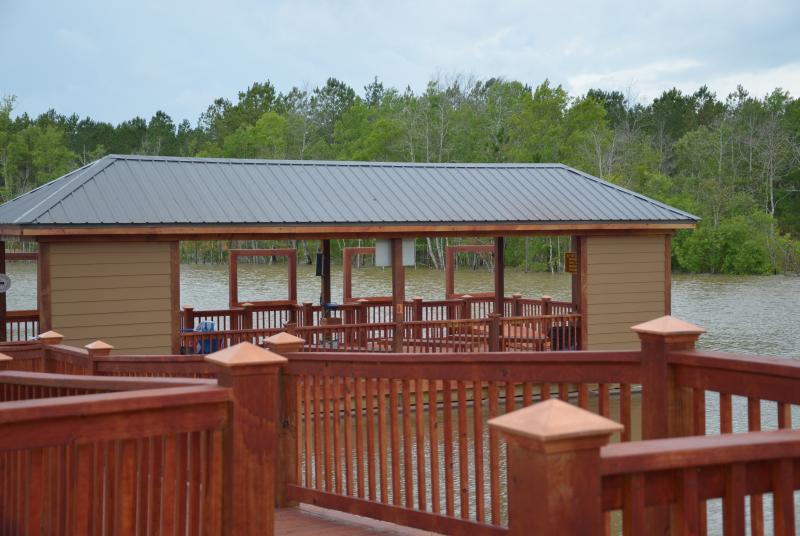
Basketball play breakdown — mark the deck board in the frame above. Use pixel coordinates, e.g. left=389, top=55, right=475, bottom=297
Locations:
left=276, top=505, right=441, bottom=535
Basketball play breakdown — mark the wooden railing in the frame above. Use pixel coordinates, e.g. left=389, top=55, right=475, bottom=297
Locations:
left=276, top=348, right=641, bottom=534
left=0, top=341, right=287, bottom=536
left=178, top=313, right=581, bottom=355
left=3, top=309, right=39, bottom=342
left=488, top=317, right=800, bottom=536
left=0, top=372, right=229, bottom=535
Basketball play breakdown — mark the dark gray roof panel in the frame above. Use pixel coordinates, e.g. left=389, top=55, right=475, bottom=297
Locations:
left=0, top=155, right=698, bottom=226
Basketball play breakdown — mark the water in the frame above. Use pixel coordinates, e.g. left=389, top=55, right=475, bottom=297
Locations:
left=5, top=262, right=799, bottom=357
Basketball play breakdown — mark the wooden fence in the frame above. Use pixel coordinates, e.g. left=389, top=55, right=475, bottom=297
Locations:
left=0, top=341, right=286, bottom=536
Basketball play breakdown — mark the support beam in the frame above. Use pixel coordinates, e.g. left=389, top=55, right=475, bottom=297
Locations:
left=321, top=239, right=331, bottom=305
left=0, top=242, right=5, bottom=342
left=494, top=237, right=504, bottom=316
left=391, top=238, right=405, bottom=352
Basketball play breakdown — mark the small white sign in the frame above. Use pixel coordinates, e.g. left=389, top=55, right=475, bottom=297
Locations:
left=0, top=274, right=10, bottom=293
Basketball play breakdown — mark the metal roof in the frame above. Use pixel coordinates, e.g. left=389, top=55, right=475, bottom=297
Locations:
left=0, top=155, right=698, bottom=227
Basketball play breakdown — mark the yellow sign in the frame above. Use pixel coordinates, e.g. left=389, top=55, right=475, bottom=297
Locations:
left=565, top=252, right=578, bottom=274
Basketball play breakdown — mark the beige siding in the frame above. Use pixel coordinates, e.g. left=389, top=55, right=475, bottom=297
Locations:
left=586, top=235, right=668, bottom=350
left=48, top=242, right=175, bottom=354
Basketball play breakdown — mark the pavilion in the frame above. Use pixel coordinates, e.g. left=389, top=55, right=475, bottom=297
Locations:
left=0, top=155, right=697, bottom=353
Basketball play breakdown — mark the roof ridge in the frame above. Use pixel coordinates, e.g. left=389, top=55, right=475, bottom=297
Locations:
left=106, top=154, right=568, bottom=169
left=12, top=156, right=116, bottom=224
left=560, top=165, right=698, bottom=220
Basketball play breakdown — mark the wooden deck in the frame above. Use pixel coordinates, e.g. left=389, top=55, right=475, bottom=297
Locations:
left=276, top=505, right=440, bottom=535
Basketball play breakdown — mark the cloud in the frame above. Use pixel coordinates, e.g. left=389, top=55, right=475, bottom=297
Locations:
left=567, top=59, right=705, bottom=99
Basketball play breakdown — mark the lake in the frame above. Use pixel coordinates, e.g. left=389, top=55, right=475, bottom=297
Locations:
left=6, top=261, right=796, bottom=357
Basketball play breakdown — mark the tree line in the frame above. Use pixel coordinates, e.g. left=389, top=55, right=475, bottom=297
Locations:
left=1, top=76, right=798, bottom=273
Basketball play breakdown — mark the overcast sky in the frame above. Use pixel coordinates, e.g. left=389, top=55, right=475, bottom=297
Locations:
left=2, top=0, right=799, bottom=125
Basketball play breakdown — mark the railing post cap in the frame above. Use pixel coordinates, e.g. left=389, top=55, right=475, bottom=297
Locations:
left=0, top=352, right=12, bottom=362
left=357, top=298, right=369, bottom=303
left=462, top=294, right=473, bottom=299
left=413, top=296, right=423, bottom=301
left=183, top=304, right=194, bottom=309
left=241, top=302, right=254, bottom=307
left=512, top=293, right=522, bottom=298
left=264, top=331, right=306, bottom=353
left=205, top=341, right=288, bottom=368
left=631, top=315, right=705, bottom=337
left=38, top=330, right=64, bottom=344
left=85, top=340, right=114, bottom=351
left=303, top=301, right=313, bottom=306
left=488, top=399, right=622, bottom=453
left=541, top=295, right=552, bottom=301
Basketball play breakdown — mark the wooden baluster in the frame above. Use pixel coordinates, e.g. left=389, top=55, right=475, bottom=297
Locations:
left=428, top=379, right=440, bottom=514
left=355, top=378, right=365, bottom=498
left=621, top=384, right=632, bottom=442
left=265, top=331, right=305, bottom=507
left=457, top=381, right=469, bottom=519
left=377, top=379, right=388, bottom=503
left=324, top=377, right=334, bottom=492
left=747, top=398, right=764, bottom=535
left=366, top=378, right=377, bottom=501
left=389, top=379, right=401, bottom=505
left=720, top=393, right=732, bottom=434
left=723, top=463, right=746, bottom=536
left=402, top=379, right=414, bottom=508
left=205, top=342, right=287, bottom=536
left=488, top=381, right=501, bottom=524
left=676, top=468, right=701, bottom=535
left=473, top=379, right=485, bottom=523
left=489, top=400, right=622, bottom=535
left=343, top=378, right=354, bottom=496
left=303, top=377, right=313, bottom=488
left=772, top=458, right=795, bottom=536
left=414, top=379, right=426, bottom=510
left=442, top=379, right=454, bottom=517
left=623, top=473, right=645, bottom=535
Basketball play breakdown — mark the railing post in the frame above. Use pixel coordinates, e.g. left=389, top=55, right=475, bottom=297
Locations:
left=413, top=297, right=423, bottom=338
left=511, top=293, right=522, bottom=316
left=264, top=332, right=306, bottom=508
left=182, top=305, right=195, bottom=330
left=631, top=316, right=705, bottom=536
left=38, top=330, right=64, bottom=346
left=460, top=295, right=472, bottom=320
left=283, top=322, right=297, bottom=335
left=39, top=330, right=64, bottom=372
left=302, top=302, right=314, bottom=327
left=541, top=295, right=552, bottom=316
left=205, top=342, right=287, bottom=536
left=489, top=313, right=501, bottom=352
left=85, top=340, right=113, bottom=375
left=489, top=399, right=622, bottom=535
left=0, top=352, right=11, bottom=371
left=241, top=303, right=254, bottom=330
left=357, top=299, right=369, bottom=348
left=631, top=316, right=705, bottom=440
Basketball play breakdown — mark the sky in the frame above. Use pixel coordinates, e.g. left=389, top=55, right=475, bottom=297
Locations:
left=1, top=0, right=799, bottom=125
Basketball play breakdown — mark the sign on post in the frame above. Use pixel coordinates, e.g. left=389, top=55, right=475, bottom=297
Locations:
left=564, top=252, right=578, bottom=274
left=0, top=274, right=10, bottom=293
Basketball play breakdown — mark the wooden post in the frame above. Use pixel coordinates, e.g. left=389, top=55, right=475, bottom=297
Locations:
left=302, top=302, right=314, bottom=327
left=85, top=340, right=113, bottom=375
left=38, top=330, right=64, bottom=346
left=460, top=295, right=472, bottom=320
left=182, top=305, right=195, bottom=331
left=0, top=352, right=11, bottom=371
left=241, top=303, right=254, bottom=330
left=488, top=313, right=501, bottom=352
left=412, top=297, right=423, bottom=338
left=0, top=243, right=5, bottom=342
left=205, top=342, right=287, bottom=536
left=631, top=316, right=705, bottom=440
left=541, top=295, right=552, bottom=316
left=391, top=238, right=405, bottom=353
left=511, top=293, right=522, bottom=317
left=357, top=299, right=369, bottom=348
left=494, top=237, right=504, bottom=316
left=489, top=399, right=622, bottom=535
left=264, top=332, right=306, bottom=508
left=321, top=240, right=331, bottom=306
left=631, top=316, right=705, bottom=536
